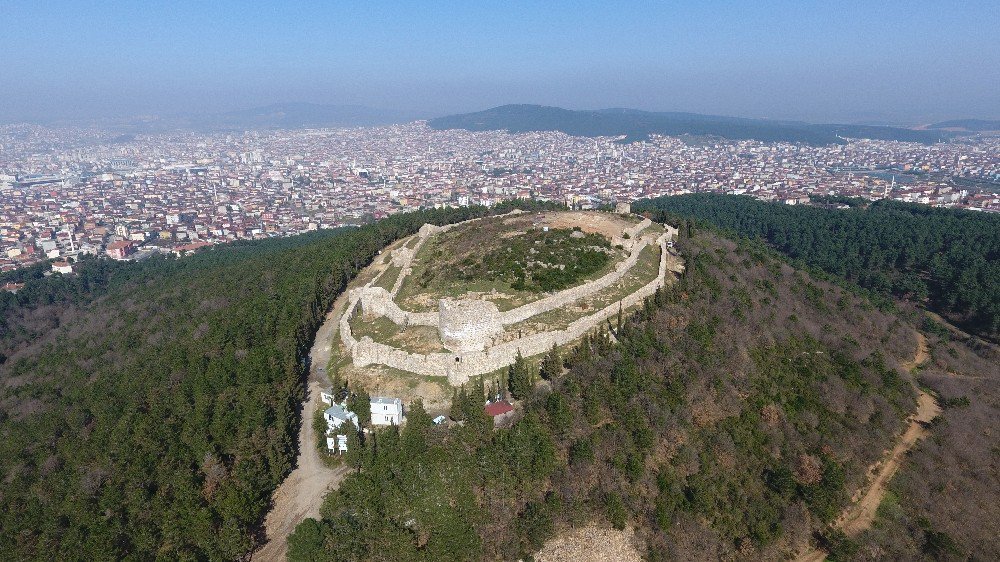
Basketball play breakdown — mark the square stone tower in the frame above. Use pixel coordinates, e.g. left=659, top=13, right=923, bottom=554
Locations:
left=438, top=299, right=504, bottom=353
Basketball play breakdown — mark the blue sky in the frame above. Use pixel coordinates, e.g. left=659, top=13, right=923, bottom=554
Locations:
left=1, top=0, right=998, bottom=123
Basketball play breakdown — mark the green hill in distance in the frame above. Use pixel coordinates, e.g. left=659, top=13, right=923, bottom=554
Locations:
left=428, top=104, right=954, bottom=145
left=925, top=119, right=1000, bottom=132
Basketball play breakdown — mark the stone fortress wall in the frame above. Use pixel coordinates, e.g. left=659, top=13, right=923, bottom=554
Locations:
left=499, top=218, right=652, bottom=325
left=339, top=212, right=679, bottom=385
left=357, top=217, right=657, bottom=328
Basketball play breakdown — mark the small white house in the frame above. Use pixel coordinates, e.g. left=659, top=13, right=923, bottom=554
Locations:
left=323, top=404, right=358, bottom=430
left=51, top=261, right=73, bottom=274
left=370, top=396, right=403, bottom=426
left=323, top=396, right=404, bottom=452
left=324, top=404, right=358, bottom=453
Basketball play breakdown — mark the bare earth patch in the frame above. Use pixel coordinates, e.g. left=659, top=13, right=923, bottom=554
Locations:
left=252, top=273, right=367, bottom=560
left=529, top=210, right=639, bottom=240
left=533, top=524, right=643, bottom=562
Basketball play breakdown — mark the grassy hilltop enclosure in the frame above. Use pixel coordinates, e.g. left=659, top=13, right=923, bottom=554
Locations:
left=430, top=225, right=612, bottom=293
left=329, top=210, right=678, bottom=408
left=396, top=211, right=642, bottom=311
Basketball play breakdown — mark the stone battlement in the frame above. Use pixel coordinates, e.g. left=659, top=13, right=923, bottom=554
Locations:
left=438, top=298, right=504, bottom=352
left=339, top=213, right=677, bottom=385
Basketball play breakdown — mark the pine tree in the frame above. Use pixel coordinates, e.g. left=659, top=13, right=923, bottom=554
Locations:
left=540, top=343, right=561, bottom=381
left=343, top=426, right=364, bottom=470
left=450, top=387, right=466, bottom=421
left=402, top=399, right=430, bottom=456
left=508, top=350, right=532, bottom=399
left=347, top=388, right=371, bottom=428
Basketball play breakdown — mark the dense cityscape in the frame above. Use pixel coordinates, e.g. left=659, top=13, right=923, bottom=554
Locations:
left=1, top=121, right=998, bottom=274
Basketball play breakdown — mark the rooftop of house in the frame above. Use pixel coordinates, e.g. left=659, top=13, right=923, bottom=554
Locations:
left=485, top=400, right=514, bottom=417
left=324, top=404, right=357, bottom=421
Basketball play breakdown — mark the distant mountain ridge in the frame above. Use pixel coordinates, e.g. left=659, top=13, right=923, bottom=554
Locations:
left=925, top=119, right=1000, bottom=132
left=429, top=104, right=954, bottom=145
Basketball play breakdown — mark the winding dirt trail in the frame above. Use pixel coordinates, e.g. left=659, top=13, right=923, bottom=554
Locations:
left=253, top=249, right=399, bottom=560
left=795, top=332, right=940, bottom=561
left=252, top=298, right=352, bottom=561
left=835, top=333, right=940, bottom=536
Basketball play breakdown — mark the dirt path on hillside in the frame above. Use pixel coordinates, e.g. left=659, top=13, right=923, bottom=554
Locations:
left=795, top=333, right=940, bottom=561
left=836, top=333, right=939, bottom=536
left=253, top=291, right=355, bottom=561
left=901, top=332, right=929, bottom=371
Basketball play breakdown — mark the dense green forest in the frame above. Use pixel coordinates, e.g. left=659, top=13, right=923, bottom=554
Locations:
left=290, top=227, right=931, bottom=560
left=0, top=200, right=560, bottom=560
left=633, top=195, right=1000, bottom=339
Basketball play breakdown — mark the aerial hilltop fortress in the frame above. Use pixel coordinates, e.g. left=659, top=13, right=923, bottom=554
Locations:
left=338, top=209, right=681, bottom=386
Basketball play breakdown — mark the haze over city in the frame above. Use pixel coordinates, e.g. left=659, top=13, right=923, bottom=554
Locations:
left=3, top=0, right=999, bottom=124
left=1, top=2, right=999, bottom=562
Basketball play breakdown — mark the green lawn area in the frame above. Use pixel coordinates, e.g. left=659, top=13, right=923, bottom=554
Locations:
left=373, top=264, right=402, bottom=291
left=504, top=243, right=662, bottom=335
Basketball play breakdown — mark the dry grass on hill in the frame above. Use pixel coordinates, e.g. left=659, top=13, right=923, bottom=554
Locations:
left=533, top=524, right=643, bottom=562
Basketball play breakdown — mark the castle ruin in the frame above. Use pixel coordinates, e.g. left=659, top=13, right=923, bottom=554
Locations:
left=339, top=213, right=679, bottom=385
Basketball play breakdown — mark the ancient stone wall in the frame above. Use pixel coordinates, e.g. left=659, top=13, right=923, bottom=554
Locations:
left=341, top=231, right=672, bottom=385
left=438, top=298, right=504, bottom=352
left=390, top=230, right=428, bottom=296
left=390, top=246, right=414, bottom=268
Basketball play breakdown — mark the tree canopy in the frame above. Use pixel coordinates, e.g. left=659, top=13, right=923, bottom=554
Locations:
left=292, top=228, right=928, bottom=560
left=634, top=194, right=1000, bottom=339
left=0, top=200, right=559, bottom=560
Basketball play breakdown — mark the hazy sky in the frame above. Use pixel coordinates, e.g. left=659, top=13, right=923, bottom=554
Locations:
left=2, top=0, right=998, bottom=124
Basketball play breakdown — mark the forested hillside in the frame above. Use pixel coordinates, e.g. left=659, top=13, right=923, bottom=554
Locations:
left=0, top=201, right=557, bottom=560
left=290, top=228, right=928, bottom=560
left=633, top=195, right=1000, bottom=340
left=855, top=317, right=999, bottom=560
